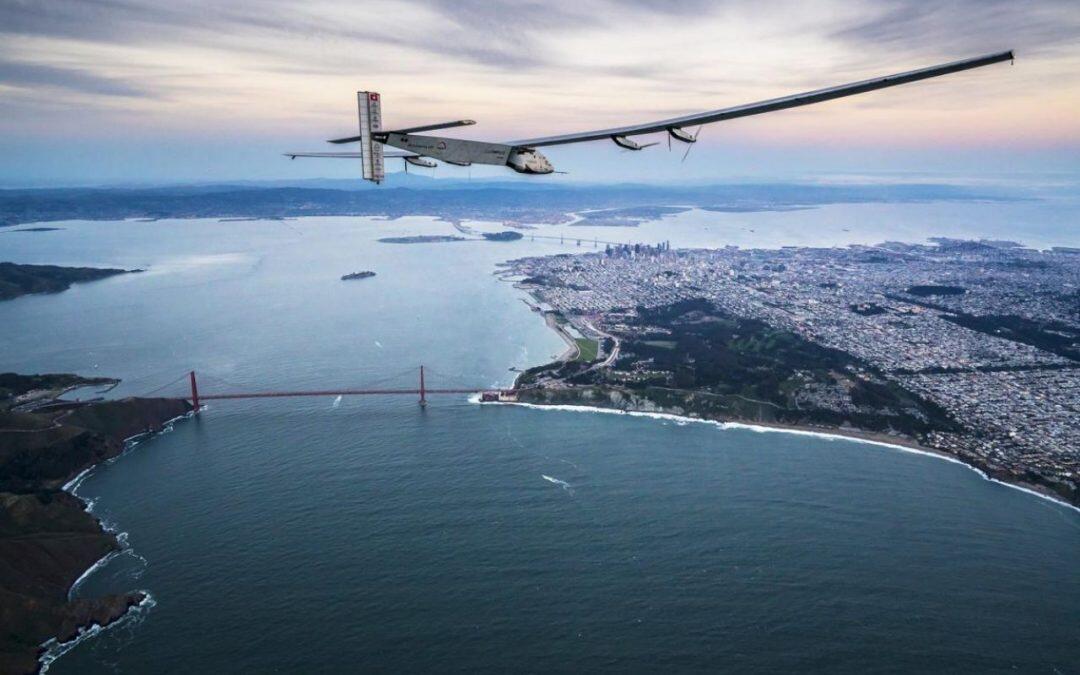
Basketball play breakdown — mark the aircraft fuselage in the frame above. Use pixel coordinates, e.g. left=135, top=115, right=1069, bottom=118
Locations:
left=378, top=132, right=553, bottom=174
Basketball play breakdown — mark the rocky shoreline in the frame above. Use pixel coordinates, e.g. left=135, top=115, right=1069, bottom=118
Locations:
left=0, top=373, right=192, bottom=674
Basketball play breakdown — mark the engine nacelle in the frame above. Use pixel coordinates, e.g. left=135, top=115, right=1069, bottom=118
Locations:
left=668, top=127, right=697, bottom=144
left=404, top=156, right=437, bottom=168
left=612, top=135, right=643, bottom=150
left=506, top=149, right=554, bottom=174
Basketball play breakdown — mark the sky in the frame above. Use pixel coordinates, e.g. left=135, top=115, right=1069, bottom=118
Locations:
left=0, top=0, right=1078, bottom=186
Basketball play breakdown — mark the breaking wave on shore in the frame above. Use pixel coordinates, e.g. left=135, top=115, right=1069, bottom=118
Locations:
left=38, top=593, right=157, bottom=674
left=480, top=399, right=1080, bottom=514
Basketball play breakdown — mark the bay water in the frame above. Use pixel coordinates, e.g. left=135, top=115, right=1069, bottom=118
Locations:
left=1, top=203, right=1077, bottom=673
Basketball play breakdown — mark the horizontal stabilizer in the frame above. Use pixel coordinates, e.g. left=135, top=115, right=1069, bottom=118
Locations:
left=284, top=151, right=419, bottom=159
left=286, top=152, right=362, bottom=158
left=329, top=120, right=474, bottom=144
left=385, top=120, right=475, bottom=134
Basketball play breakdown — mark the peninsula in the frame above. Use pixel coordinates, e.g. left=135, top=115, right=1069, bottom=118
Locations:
left=0, top=373, right=191, bottom=674
left=0, top=262, right=137, bottom=301
left=504, top=239, right=1079, bottom=508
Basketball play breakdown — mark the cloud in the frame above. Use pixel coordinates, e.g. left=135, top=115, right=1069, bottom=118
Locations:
left=0, top=61, right=150, bottom=97
left=831, top=0, right=1080, bottom=57
left=0, top=0, right=1076, bottom=183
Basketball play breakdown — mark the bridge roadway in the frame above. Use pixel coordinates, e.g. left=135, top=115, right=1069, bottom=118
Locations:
left=199, top=388, right=487, bottom=400
left=185, top=369, right=510, bottom=410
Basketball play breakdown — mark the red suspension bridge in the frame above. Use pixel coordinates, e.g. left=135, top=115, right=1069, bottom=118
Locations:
left=178, top=367, right=512, bottom=412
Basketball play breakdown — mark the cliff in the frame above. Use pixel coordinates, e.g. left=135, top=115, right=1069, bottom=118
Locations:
left=0, top=375, right=190, bottom=674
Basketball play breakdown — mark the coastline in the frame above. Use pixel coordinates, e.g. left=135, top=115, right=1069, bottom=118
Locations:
left=490, top=396, right=1080, bottom=515
left=543, top=312, right=580, bottom=362
left=37, top=595, right=157, bottom=674
left=0, top=377, right=193, bottom=675
left=490, top=394, right=1080, bottom=513
left=35, top=408, right=195, bottom=673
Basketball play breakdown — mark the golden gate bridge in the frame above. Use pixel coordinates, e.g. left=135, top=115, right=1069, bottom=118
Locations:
left=141, top=367, right=512, bottom=411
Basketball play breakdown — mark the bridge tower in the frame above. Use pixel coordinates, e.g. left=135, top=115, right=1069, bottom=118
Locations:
left=419, top=365, right=427, bottom=407
left=189, top=370, right=200, bottom=412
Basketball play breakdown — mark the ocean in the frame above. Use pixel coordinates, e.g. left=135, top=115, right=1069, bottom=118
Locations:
left=1, top=202, right=1078, bottom=672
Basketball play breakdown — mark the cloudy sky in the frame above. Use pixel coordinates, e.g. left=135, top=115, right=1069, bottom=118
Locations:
left=1, top=0, right=1077, bottom=185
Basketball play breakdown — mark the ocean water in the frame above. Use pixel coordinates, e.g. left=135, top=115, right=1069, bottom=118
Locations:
left=1, top=204, right=1078, bottom=673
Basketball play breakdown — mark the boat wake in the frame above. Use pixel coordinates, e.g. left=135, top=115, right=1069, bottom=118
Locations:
left=541, top=474, right=574, bottom=495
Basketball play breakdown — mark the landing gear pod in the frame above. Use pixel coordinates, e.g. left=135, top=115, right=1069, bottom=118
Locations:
left=404, top=156, right=437, bottom=168
left=506, top=149, right=554, bottom=174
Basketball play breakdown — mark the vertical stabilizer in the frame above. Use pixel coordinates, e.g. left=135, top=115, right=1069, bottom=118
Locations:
left=357, top=91, right=384, bottom=183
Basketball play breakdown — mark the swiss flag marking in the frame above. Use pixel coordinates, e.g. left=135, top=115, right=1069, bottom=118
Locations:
left=370, top=93, right=379, bottom=101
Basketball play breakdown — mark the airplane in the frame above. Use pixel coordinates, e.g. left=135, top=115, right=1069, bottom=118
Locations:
left=285, top=50, right=1013, bottom=184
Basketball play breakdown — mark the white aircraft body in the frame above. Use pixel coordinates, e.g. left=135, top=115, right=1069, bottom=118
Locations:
left=286, top=50, right=1013, bottom=183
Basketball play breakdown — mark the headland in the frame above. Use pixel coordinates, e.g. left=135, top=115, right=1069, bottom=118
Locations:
left=0, top=373, right=191, bottom=674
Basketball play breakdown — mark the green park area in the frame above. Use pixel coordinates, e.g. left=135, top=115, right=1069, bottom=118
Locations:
left=574, top=338, right=599, bottom=362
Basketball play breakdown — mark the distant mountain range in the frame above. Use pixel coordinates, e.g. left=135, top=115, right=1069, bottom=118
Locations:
left=0, top=179, right=1027, bottom=229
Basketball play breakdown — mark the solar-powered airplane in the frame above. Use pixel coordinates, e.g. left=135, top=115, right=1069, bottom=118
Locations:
left=286, top=50, right=1013, bottom=183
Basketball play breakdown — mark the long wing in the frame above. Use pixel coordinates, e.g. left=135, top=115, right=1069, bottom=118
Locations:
left=284, top=150, right=420, bottom=159
left=508, top=50, right=1013, bottom=148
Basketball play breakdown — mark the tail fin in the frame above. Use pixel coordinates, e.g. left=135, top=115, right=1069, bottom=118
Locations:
left=357, top=91, right=384, bottom=183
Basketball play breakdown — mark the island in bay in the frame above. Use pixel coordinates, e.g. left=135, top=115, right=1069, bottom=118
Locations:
left=503, top=238, right=1079, bottom=508
left=341, top=270, right=376, bottom=281
left=377, top=235, right=466, bottom=244
left=481, top=231, right=524, bottom=241
left=0, top=373, right=191, bottom=675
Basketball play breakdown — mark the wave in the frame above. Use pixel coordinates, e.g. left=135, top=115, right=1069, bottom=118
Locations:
left=67, top=549, right=122, bottom=600
left=46, top=410, right=192, bottom=669
left=38, top=593, right=157, bottom=674
left=486, top=400, right=1080, bottom=515
left=61, top=466, right=94, bottom=492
